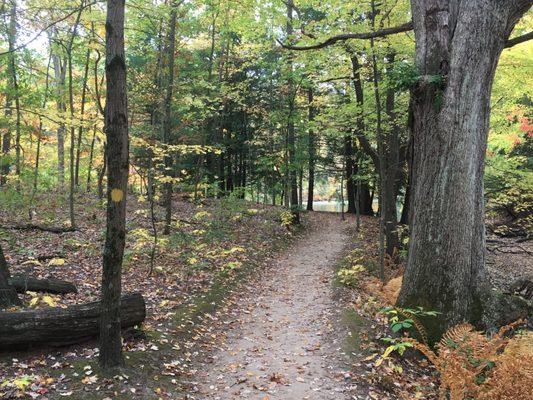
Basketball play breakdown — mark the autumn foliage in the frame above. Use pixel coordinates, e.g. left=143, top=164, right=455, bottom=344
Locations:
left=407, top=321, right=532, bottom=400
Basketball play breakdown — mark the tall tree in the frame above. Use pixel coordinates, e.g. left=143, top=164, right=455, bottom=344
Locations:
left=306, top=87, right=315, bottom=211
left=1, top=0, right=19, bottom=186
left=99, top=0, right=129, bottom=370
left=50, top=34, right=67, bottom=188
left=397, top=0, right=532, bottom=339
left=285, top=0, right=533, bottom=339
left=162, top=2, right=178, bottom=236
left=286, top=0, right=299, bottom=224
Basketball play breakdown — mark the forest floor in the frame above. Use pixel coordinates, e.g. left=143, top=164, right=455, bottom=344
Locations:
left=0, top=194, right=530, bottom=399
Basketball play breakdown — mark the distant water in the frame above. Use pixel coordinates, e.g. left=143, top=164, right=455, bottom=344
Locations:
left=302, top=201, right=347, bottom=212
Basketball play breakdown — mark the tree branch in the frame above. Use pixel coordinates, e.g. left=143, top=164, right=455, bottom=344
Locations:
left=354, top=131, right=379, bottom=169
left=279, top=23, right=531, bottom=51
left=278, top=22, right=414, bottom=50
left=0, top=1, right=98, bottom=56
left=504, top=31, right=533, bottom=48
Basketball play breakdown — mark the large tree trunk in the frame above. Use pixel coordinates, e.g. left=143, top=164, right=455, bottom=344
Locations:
left=100, top=0, right=130, bottom=369
left=0, top=293, right=145, bottom=350
left=398, top=0, right=532, bottom=340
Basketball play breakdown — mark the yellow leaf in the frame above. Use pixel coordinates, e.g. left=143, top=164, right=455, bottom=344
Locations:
left=382, top=345, right=395, bottom=358
left=48, top=258, right=66, bottom=266
left=21, top=259, right=42, bottom=266
left=42, top=295, right=57, bottom=307
left=13, top=376, right=31, bottom=390
left=29, top=297, right=40, bottom=307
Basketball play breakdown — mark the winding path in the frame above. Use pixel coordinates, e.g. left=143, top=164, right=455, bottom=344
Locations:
left=194, top=213, right=352, bottom=400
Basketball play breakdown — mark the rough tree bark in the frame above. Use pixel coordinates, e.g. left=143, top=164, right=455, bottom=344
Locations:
left=100, top=0, right=130, bottom=370
left=397, top=0, right=532, bottom=340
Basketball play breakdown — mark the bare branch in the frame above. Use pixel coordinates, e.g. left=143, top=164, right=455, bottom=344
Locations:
left=278, top=22, right=414, bottom=51
left=504, top=31, right=533, bottom=48
left=279, top=23, right=531, bottom=51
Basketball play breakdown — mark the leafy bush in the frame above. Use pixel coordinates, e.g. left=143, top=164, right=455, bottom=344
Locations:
left=280, top=210, right=295, bottom=228
left=337, top=264, right=366, bottom=287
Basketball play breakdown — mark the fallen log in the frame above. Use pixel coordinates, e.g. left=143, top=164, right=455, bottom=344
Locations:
left=0, top=223, right=76, bottom=234
left=0, top=293, right=146, bottom=349
left=9, top=275, right=78, bottom=294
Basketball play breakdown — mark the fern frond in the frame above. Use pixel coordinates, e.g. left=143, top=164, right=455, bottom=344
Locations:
left=397, top=307, right=429, bottom=345
left=438, top=323, right=473, bottom=350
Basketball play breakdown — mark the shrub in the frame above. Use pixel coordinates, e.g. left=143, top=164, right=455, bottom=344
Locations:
left=337, top=264, right=366, bottom=287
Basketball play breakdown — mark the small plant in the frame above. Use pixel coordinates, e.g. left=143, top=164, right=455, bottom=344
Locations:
left=337, top=264, right=366, bottom=287
left=375, top=337, right=414, bottom=367
left=382, top=306, right=440, bottom=344
left=280, top=210, right=295, bottom=228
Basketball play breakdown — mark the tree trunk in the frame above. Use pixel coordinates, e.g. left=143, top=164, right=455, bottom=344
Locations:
left=100, top=0, right=130, bottom=369
left=75, top=47, right=91, bottom=187
left=1, top=1, right=18, bottom=186
left=0, top=244, right=21, bottom=308
left=307, top=88, right=315, bottom=211
left=350, top=54, right=374, bottom=216
left=287, top=0, right=299, bottom=224
left=344, top=135, right=356, bottom=214
left=0, top=293, right=145, bottom=350
left=87, top=125, right=97, bottom=192
left=51, top=48, right=66, bottom=188
left=97, top=147, right=107, bottom=200
left=382, top=51, right=401, bottom=259
left=8, top=1, right=21, bottom=186
left=162, top=4, right=178, bottom=236
left=398, top=0, right=532, bottom=340
left=369, top=2, right=385, bottom=282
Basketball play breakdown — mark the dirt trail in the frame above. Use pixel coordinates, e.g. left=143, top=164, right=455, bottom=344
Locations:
left=193, top=213, right=352, bottom=400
